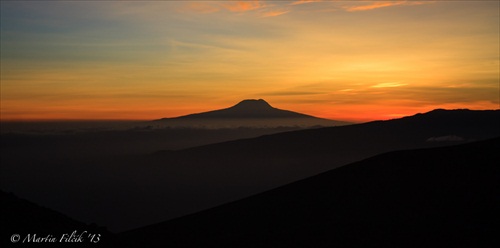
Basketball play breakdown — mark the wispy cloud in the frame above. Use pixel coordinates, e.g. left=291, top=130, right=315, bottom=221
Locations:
left=262, top=90, right=323, bottom=96
left=371, top=82, right=408, bottom=88
left=345, top=1, right=405, bottom=12
left=182, top=0, right=286, bottom=17
left=261, top=10, right=290, bottom=17
left=290, top=0, right=323, bottom=6
left=344, top=1, right=432, bottom=12
left=221, top=0, right=266, bottom=12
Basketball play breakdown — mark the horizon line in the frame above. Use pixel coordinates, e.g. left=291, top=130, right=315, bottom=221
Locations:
left=2, top=107, right=498, bottom=123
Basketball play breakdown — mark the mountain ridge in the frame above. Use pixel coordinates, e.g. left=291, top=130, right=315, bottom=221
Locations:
left=3, top=108, right=498, bottom=233
left=157, top=99, right=321, bottom=119
left=154, top=99, right=350, bottom=128
left=156, top=108, right=500, bottom=156
left=0, top=190, right=112, bottom=247
left=117, top=136, right=500, bottom=247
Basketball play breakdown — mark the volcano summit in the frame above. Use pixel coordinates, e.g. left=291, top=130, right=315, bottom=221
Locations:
left=156, top=99, right=350, bottom=128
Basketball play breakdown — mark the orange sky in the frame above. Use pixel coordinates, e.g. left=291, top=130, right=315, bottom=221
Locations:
left=1, top=1, right=499, bottom=122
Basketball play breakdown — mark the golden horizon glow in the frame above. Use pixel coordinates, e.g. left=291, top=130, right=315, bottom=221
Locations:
left=1, top=1, right=499, bottom=122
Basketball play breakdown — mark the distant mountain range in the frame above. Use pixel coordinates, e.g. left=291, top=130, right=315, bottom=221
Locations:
left=4, top=132, right=499, bottom=247
left=155, top=99, right=350, bottom=128
left=116, top=136, right=500, bottom=247
left=134, top=109, right=499, bottom=231
left=2, top=109, right=499, bottom=233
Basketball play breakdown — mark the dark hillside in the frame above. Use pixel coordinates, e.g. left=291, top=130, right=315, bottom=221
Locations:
left=119, top=137, right=500, bottom=248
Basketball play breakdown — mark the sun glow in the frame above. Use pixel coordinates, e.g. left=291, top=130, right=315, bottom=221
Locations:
left=1, top=1, right=498, bottom=122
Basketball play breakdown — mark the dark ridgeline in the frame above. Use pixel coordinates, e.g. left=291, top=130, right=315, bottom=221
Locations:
left=155, top=99, right=351, bottom=128
left=1, top=109, right=499, bottom=234
left=0, top=190, right=112, bottom=247
left=115, top=137, right=500, bottom=248
left=151, top=108, right=500, bottom=180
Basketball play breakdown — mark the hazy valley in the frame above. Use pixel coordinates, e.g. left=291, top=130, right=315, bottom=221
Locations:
left=1, top=104, right=499, bottom=234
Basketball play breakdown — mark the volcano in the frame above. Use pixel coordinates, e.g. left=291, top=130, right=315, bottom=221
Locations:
left=169, top=99, right=322, bottom=119
left=155, top=99, right=350, bottom=128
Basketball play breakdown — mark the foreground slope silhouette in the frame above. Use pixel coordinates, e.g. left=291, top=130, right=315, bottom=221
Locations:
left=0, top=191, right=111, bottom=247
left=116, top=137, right=500, bottom=248
left=1, top=109, right=499, bottom=232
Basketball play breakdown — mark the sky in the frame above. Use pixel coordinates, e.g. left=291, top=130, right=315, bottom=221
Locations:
left=1, top=0, right=499, bottom=122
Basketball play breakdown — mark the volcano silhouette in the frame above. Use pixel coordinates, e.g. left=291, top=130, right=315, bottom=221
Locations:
left=156, top=99, right=350, bottom=127
left=173, top=99, right=319, bottom=119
